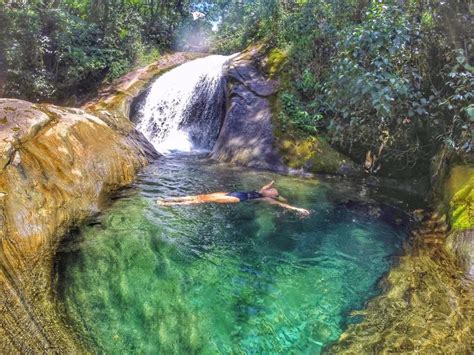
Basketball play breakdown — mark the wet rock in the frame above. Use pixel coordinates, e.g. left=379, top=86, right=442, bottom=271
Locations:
left=443, top=165, right=474, bottom=230
left=0, top=52, right=203, bottom=352
left=445, top=229, right=474, bottom=278
left=0, top=99, right=155, bottom=352
left=212, top=52, right=286, bottom=171
left=443, top=165, right=474, bottom=278
left=227, top=62, right=279, bottom=97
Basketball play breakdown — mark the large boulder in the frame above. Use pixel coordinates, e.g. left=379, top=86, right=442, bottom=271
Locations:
left=212, top=46, right=359, bottom=175
left=211, top=48, right=286, bottom=171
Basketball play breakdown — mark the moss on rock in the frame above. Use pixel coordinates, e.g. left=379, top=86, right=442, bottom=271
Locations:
left=267, top=83, right=359, bottom=175
left=442, top=164, right=474, bottom=276
left=264, top=48, right=288, bottom=78
left=444, top=165, right=474, bottom=230
left=279, top=135, right=358, bottom=175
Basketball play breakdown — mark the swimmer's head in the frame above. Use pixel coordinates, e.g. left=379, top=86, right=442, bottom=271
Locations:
left=260, top=187, right=279, bottom=198
left=260, top=181, right=288, bottom=201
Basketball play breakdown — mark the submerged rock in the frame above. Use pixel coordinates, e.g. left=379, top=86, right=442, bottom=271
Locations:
left=329, top=164, right=474, bottom=353
left=330, top=211, right=473, bottom=354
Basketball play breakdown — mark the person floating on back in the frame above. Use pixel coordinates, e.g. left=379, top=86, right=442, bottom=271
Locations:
left=157, top=181, right=310, bottom=217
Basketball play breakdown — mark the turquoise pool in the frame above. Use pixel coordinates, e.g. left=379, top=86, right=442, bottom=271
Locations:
left=56, top=155, right=407, bottom=353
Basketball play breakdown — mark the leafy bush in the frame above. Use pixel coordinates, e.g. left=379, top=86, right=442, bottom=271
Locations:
left=278, top=91, right=322, bottom=134
left=0, top=0, right=192, bottom=101
left=211, top=0, right=472, bottom=178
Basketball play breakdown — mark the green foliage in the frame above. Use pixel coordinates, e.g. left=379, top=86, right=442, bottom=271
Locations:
left=278, top=91, right=322, bottom=134
left=325, top=5, right=412, bottom=118
left=439, top=50, right=473, bottom=152
left=0, top=0, right=191, bottom=101
left=211, top=0, right=282, bottom=53
left=211, top=0, right=472, bottom=178
left=322, top=3, right=427, bottom=169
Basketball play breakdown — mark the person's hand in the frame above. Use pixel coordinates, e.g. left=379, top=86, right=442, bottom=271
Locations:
left=296, top=208, right=310, bottom=217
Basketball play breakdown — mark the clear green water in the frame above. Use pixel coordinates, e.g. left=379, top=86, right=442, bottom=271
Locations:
left=56, top=155, right=407, bottom=353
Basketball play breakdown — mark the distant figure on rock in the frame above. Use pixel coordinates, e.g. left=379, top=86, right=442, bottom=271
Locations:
left=157, top=181, right=310, bottom=217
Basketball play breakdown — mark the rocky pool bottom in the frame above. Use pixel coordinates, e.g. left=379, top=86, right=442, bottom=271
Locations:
left=54, top=154, right=415, bottom=353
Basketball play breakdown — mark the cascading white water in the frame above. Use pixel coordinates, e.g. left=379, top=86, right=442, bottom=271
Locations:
left=135, top=55, right=235, bottom=154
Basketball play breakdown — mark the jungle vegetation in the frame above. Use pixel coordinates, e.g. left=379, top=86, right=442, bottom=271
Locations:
left=211, top=0, right=472, bottom=179
left=0, top=0, right=192, bottom=101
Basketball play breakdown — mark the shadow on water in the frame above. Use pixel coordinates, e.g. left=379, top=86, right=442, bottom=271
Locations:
left=54, top=154, right=417, bottom=354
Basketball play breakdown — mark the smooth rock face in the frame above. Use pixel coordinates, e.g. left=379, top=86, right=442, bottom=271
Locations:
left=211, top=52, right=286, bottom=171
left=0, top=99, right=151, bottom=352
left=0, top=52, right=200, bottom=352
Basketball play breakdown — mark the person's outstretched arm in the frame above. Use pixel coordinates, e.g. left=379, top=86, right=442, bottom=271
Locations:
left=259, top=180, right=275, bottom=192
left=262, top=197, right=310, bottom=216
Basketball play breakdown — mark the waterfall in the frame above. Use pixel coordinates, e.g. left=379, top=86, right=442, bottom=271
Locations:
left=135, top=55, right=234, bottom=154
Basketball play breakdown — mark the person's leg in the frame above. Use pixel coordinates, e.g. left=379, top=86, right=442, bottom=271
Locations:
left=159, top=199, right=201, bottom=206
left=161, top=192, right=228, bottom=202
left=162, top=196, right=197, bottom=202
left=158, top=192, right=228, bottom=205
left=158, top=193, right=240, bottom=205
left=198, top=193, right=240, bottom=203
